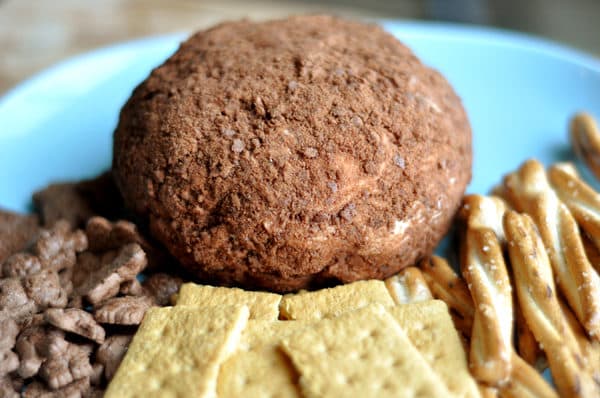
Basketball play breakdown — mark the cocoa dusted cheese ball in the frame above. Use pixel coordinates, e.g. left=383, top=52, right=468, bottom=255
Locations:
left=113, top=16, right=472, bottom=292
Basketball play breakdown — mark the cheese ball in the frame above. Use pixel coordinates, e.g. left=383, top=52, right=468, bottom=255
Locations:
left=113, top=16, right=472, bottom=292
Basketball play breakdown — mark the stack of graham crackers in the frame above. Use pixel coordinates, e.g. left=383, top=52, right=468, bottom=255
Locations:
left=104, top=280, right=479, bottom=398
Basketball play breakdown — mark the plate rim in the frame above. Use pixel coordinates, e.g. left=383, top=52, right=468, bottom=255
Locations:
left=1, top=20, right=600, bottom=110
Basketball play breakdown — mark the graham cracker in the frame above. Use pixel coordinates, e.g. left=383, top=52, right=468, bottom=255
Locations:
left=279, top=280, right=394, bottom=320
left=176, top=283, right=281, bottom=320
left=104, top=305, right=249, bottom=398
left=388, top=300, right=479, bottom=398
left=279, top=304, right=451, bottom=398
left=217, top=320, right=305, bottom=398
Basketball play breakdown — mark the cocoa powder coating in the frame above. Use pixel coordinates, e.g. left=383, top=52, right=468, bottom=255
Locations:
left=113, top=16, right=472, bottom=292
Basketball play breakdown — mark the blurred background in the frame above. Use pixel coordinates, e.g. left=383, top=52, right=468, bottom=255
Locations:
left=1, top=0, right=599, bottom=94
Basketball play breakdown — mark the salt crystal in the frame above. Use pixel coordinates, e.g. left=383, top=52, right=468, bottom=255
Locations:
left=351, top=115, right=363, bottom=127
left=231, top=139, right=245, bottom=153
left=222, top=128, right=236, bottom=137
left=394, top=154, right=405, bottom=169
left=303, top=147, right=318, bottom=158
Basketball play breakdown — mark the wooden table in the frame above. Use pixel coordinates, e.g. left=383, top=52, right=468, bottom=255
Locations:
left=1, top=0, right=599, bottom=95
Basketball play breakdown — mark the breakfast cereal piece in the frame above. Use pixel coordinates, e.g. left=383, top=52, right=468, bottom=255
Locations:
left=77, top=243, right=147, bottom=304
left=119, top=278, right=144, bottom=296
left=2, top=253, right=42, bottom=279
left=0, top=319, right=19, bottom=377
left=0, top=277, right=36, bottom=321
left=23, top=377, right=91, bottom=398
left=33, top=182, right=95, bottom=228
left=86, top=217, right=139, bottom=252
left=90, top=362, right=104, bottom=386
left=280, top=304, right=451, bottom=398
left=503, top=159, right=600, bottom=339
left=0, top=350, right=18, bottom=376
left=93, top=295, right=154, bottom=325
left=23, top=270, right=68, bottom=310
left=0, top=376, right=19, bottom=398
left=419, top=256, right=474, bottom=336
left=218, top=320, right=304, bottom=398
left=499, top=354, right=558, bottom=398
left=384, top=267, right=432, bottom=305
left=569, top=112, right=600, bottom=181
left=388, top=300, right=479, bottom=398
left=2, top=220, right=87, bottom=278
left=14, top=325, right=46, bottom=378
left=0, top=210, right=39, bottom=265
left=0, top=318, right=19, bottom=352
left=96, top=335, right=133, bottom=381
left=71, top=251, right=114, bottom=291
left=85, top=216, right=167, bottom=269
left=460, top=197, right=513, bottom=385
left=42, top=328, right=73, bottom=357
left=279, top=280, right=394, bottom=321
left=143, top=273, right=183, bottom=305
left=39, top=340, right=94, bottom=390
left=503, top=211, right=599, bottom=397
left=32, top=220, right=88, bottom=271
left=176, top=283, right=281, bottom=320
left=105, top=305, right=249, bottom=398
left=44, top=308, right=105, bottom=344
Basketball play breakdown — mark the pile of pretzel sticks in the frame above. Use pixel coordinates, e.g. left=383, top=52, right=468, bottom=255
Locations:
left=387, top=113, right=600, bottom=398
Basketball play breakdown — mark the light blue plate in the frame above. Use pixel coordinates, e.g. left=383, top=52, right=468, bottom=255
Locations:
left=1, top=21, right=600, bottom=214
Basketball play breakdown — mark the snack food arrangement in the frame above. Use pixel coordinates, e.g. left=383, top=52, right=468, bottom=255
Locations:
left=1, top=15, right=600, bottom=398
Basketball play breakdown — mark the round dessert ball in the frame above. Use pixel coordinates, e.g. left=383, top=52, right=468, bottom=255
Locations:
left=113, top=16, right=472, bottom=292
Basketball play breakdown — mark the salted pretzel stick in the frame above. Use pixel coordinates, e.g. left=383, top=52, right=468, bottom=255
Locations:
left=421, top=256, right=555, bottom=395
left=499, top=354, right=558, bottom=398
left=459, top=195, right=513, bottom=385
left=479, top=385, right=499, bottom=398
left=384, top=266, right=433, bottom=305
left=503, top=211, right=599, bottom=397
left=558, top=297, right=600, bottom=386
left=549, top=162, right=600, bottom=267
left=503, top=159, right=600, bottom=339
left=582, top=234, right=600, bottom=275
left=515, top=303, right=546, bottom=370
left=570, top=112, right=600, bottom=180
left=420, top=256, right=474, bottom=336
left=461, top=227, right=513, bottom=384
left=459, top=194, right=508, bottom=242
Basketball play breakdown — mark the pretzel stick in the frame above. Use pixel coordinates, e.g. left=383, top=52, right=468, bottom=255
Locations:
left=582, top=233, right=600, bottom=275
left=548, top=163, right=600, bottom=272
left=479, top=385, right=499, bottom=398
left=503, top=211, right=599, bottom=397
left=558, top=297, right=600, bottom=386
left=463, top=194, right=546, bottom=369
left=459, top=194, right=508, bottom=242
left=515, top=302, right=546, bottom=370
left=461, top=226, right=513, bottom=385
left=384, top=266, right=433, bottom=305
left=419, top=256, right=474, bottom=336
left=499, top=354, right=558, bottom=398
left=549, top=163, right=600, bottom=271
left=570, top=112, right=600, bottom=181
left=421, top=255, right=556, bottom=395
left=503, top=159, right=600, bottom=339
